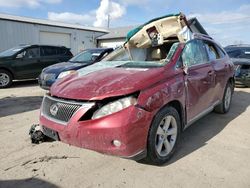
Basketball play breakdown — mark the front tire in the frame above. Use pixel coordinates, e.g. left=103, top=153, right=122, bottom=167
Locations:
left=214, top=82, right=233, bottom=114
left=145, top=106, right=181, bottom=165
left=0, top=69, right=13, bottom=88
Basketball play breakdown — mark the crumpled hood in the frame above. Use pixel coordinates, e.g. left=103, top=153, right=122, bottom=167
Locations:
left=50, top=66, right=164, bottom=100
left=43, top=62, right=89, bottom=74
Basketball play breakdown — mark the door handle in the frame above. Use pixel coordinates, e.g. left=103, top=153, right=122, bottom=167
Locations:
left=208, top=70, right=214, bottom=76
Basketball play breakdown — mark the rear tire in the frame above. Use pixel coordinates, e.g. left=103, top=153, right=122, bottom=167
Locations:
left=145, top=106, right=181, bottom=165
left=0, top=69, right=13, bottom=88
left=214, top=82, right=233, bottom=114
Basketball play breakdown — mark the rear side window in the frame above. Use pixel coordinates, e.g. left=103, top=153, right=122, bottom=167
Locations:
left=240, top=48, right=250, bottom=59
left=241, top=65, right=250, bottom=70
left=225, top=47, right=250, bottom=59
left=204, top=42, right=219, bottom=61
left=40, top=47, right=57, bottom=56
left=215, top=45, right=226, bottom=58
left=57, top=47, right=72, bottom=56
left=182, top=39, right=208, bottom=67
left=227, top=50, right=241, bottom=58
left=57, top=48, right=66, bottom=55
left=65, top=49, right=72, bottom=56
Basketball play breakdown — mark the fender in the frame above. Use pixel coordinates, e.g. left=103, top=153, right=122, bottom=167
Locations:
left=0, top=66, right=15, bottom=78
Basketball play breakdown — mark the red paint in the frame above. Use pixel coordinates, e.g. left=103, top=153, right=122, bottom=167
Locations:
left=40, top=106, right=152, bottom=157
left=40, top=40, right=234, bottom=159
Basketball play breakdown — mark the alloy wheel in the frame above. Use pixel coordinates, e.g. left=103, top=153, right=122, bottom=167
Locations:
left=155, top=115, right=178, bottom=157
left=0, top=73, right=10, bottom=87
left=224, top=86, right=232, bottom=111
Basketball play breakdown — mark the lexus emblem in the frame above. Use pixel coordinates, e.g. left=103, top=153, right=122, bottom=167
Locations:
left=50, top=103, right=59, bottom=116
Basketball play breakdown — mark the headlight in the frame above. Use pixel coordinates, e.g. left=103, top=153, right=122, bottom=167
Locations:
left=58, top=70, right=76, bottom=79
left=92, top=96, right=137, bottom=119
left=44, top=73, right=56, bottom=81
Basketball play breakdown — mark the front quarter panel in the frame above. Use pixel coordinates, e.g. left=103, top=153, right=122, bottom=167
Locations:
left=137, top=69, right=185, bottom=116
left=0, top=59, right=16, bottom=78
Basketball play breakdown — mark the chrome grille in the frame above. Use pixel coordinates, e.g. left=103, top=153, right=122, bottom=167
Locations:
left=41, top=95, right=94, bottom=125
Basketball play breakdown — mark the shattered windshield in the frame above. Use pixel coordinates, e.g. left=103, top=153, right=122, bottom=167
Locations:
left=70, top=50, right=102, bottom=63
left=0, top=46, right=25, bottom=57
left=102, top=42, right=180, bottom=68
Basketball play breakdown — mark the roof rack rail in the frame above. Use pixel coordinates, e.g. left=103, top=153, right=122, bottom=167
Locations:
left=226, top=44, right=250, bottom=47
left=193, top=33, right=213, bottom=40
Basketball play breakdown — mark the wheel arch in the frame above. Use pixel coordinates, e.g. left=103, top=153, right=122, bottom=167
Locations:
left=166, top=100, right=185, bottom=131
left=0, top=67, right=14, bottom=79
left=150, top=100, right=185, bottom=131
left=228, top=77, right=235, bottom=89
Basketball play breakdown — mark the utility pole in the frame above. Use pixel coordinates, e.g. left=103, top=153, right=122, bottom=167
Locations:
left=107, top=14, right=110, bottom=28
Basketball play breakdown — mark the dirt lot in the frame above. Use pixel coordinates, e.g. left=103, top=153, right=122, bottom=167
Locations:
left=0, top=81, right=250, bottom=188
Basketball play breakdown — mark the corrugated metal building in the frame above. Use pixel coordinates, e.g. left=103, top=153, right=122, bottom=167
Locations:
left=97, top=26, right=135, bottom=48
left=0, top=13, right=108, bottom=55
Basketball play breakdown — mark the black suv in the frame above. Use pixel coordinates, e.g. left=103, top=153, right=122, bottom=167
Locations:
left=0, top=45, right=73, bottom=88
left=225, top=45, right=250, bottom=87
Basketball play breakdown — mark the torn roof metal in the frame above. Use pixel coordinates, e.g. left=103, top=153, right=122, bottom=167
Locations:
left=125, top=13, right=209, bottom=48
left=126, top=13, right=181, bottom=41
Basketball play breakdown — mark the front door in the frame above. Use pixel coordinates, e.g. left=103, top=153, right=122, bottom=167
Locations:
left=181, top=39, right=215, bottom=123
left=13, top=47, right=40, bottom=79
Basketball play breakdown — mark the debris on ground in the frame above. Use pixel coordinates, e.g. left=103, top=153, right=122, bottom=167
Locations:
left=29, top=124, right=47, bottom=144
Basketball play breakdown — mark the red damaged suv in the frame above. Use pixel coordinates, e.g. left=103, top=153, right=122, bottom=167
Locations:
left=40, top=13, right=234, bottom=165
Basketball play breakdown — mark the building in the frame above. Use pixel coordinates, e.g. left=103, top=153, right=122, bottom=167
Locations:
left=0, top=13, right=108, bottom=55
left=97, top=26, right=136, bottom=48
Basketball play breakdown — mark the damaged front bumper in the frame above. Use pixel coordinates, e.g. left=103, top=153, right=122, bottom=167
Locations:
left=40, top=102, right=152, bottom=159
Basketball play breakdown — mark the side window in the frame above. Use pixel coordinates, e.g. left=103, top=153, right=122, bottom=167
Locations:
left=215, top=45, right=226, bottom=58
left=240, top=48, right=250, bottom=59
left=41, top=47, right=57, bottom=57
left=59, top=48, right=72, bottom=56
left=57, top=48, right=66, bottom=55
left=204, top=42, right=219, bottom=61
left=226, top=50, right=241, bottom=58
left=66, top=49, right=72, bottom=56
left=182, top=40, right=208, bottom=67
left=23, top=47, right=39, bottom=59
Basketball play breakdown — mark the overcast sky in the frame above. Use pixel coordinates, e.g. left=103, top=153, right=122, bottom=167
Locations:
left=0, top=0, right=249, bottom=46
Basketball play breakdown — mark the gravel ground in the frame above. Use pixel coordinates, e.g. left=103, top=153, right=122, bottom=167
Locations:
left=0, top=81, right=250, bottom=188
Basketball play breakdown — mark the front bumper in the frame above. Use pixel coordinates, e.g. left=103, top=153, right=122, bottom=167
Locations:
left=40, top=105, right=152, bottom=158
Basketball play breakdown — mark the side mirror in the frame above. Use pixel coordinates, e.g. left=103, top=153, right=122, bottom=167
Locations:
left=16, top=53, right=24, bottom=59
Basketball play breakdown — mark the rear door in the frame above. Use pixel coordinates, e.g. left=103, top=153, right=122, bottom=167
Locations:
left=56, top=47, right=73, bottom=62
left=204, top=41, right=228, bottom=102
left=40, top=46, right=61, bottom=69
left=182, top=39, right=216, bottom=123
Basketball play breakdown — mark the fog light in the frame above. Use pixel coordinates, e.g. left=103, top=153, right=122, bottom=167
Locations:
left=112, top=140, right=121, bottom=147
